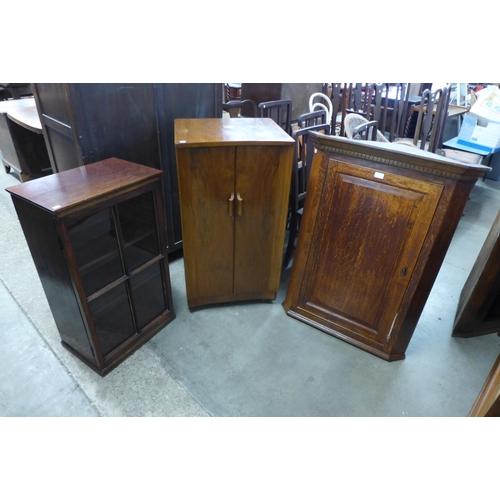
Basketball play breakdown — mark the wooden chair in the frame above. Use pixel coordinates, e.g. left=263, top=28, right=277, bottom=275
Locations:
left=297, top=110, right=327, bottom=129
left=394, top=86, right=450, bottom=153
left=283, top=123, right=331, bottom=268
left=323, top=83, right=348, bottom=135
left=322, top=83, right=368, bottom=136
left=394, top=85, right=483, bottom=164
left=344, top=113, right=388, bottom=142
left=222, top=99, right=258, bottom=118
left=258, top=99, right=292, bottom=135
left=352, top=83, right=411, bottom=142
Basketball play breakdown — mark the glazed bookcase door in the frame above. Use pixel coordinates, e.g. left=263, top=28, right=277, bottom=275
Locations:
left=67, top=190, right=168, bottom=359
left=296, top=160, right=442, bottom=348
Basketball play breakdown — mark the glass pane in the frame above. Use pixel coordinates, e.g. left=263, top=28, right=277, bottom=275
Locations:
left=68, top=208, right=124, bottom=297
left=130, top=261, right=167, bottom=330
left=117, top=192, right=160, bottom=272
left=89, top=282, right=135, bottom=357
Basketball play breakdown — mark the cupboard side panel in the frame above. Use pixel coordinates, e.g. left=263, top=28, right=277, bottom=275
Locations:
left=11, top=197, right=95, bottom=363
left=233, top=145, right=293, bottom=296
left=176, top=146, right=235, bottom=306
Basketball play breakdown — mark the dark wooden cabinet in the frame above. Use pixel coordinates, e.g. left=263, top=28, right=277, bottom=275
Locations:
left=6, top=158, right=175, bottom=376
left=453, top=208, right=500, bottom=337
left=283, top=134, right=489, bottom=360
left=32, top=83, right=222, bottom=252
left=175, top=118, right=294, bottom=309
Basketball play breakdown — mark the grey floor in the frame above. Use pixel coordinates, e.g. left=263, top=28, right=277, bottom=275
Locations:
left=1, top=159, right=500, bottom=417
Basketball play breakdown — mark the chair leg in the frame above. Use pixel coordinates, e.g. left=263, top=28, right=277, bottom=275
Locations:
left=283, top=212, right=299, bottom=268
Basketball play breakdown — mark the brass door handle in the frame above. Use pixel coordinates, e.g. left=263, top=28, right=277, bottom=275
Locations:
left=236, top=193, right=243, bottom=216
left=228, top=193, right=235, bottom=217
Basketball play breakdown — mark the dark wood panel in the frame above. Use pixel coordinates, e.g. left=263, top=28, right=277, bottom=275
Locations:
left=156, top=84, right=223, bottom=250
left=33, top=83, right=223, bottom=253
left=11, top=197, right=96, bottom=363
left=453, top=208, right=500, bottom=337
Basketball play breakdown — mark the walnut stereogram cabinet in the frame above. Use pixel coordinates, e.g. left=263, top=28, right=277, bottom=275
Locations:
left=175, top=118, right=294, bottom=309
left=283, top=134, right=489, bottom=360
left=7, top=158, right=175, bottom=375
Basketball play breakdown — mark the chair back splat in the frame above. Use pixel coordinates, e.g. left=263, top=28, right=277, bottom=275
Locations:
left=297, top=110, right=327, bottom=129
left=258, top=99, right=292, bottom=135
left=283, top=123, right=331, bottom=268
left=412, top=85, right=451, bottom=153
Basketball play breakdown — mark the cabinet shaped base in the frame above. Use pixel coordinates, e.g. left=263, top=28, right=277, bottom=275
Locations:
left=188, top=291, right=277, bottom=310
left=62, top=310, right=176, bottom=376
left=283, top=305, right=405, bottom=361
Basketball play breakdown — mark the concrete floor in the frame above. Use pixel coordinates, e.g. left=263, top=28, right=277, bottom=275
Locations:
left=1, top=156, right=500, bottom=417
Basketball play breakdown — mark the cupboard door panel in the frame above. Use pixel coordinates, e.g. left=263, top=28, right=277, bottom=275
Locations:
left=68, top=208, right=124, bottom=297
left=130, top=261, right=167, bottom=330
left=234, top=146, right=292, bottom=295
left=297, top=160, right=442, bottom=344
left=88, top=281, right=135, bottom=357
left=177, top=146, right=236, bottom=303
left=117, top=191, right=160, bottom=272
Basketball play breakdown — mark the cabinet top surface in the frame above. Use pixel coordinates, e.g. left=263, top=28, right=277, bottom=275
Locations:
left=0, top=96, right=35, bottom=114
left=174, top=118, right=295, bottom=147
left=6, top=158, right=162, bottom=215
left=311, top=133, right=490, bottom=180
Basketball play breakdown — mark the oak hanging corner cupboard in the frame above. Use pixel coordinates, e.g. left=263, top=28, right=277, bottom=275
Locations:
left=6, top=158, right=175, bottom=376
left=175, top=117, right=294, bottom=309
left=283, top=134, right=489, bottom=360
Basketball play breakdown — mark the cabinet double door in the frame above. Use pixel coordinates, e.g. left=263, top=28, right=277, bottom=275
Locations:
left=179, top=145, right=291, bottom=308
left=65, top=189, right=170, bottom=363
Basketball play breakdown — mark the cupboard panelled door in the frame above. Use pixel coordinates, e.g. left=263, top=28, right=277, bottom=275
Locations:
left=176, top=146, right=236, bottom=302
left=234, top=146, right=291, bottom=296
left=296, top=160, right=442, bottom=350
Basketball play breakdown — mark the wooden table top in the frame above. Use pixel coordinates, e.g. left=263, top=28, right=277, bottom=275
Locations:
left=5, top=99, right=42, bottom=133
left=0, top=96, right=35, bottom=114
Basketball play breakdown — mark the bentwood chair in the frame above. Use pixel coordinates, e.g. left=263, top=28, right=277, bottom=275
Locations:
left=258, top=99, right=292, bottom=135
left=283, top=123, right=331, bottom=268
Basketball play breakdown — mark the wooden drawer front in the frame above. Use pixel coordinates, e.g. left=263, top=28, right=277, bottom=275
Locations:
left=297, top=159, right=442, bottom=346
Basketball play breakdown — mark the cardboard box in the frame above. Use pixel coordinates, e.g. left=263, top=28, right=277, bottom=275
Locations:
left=468, top=86, right=500, bottom=123
left=457, top=113, right=500, bottom=154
